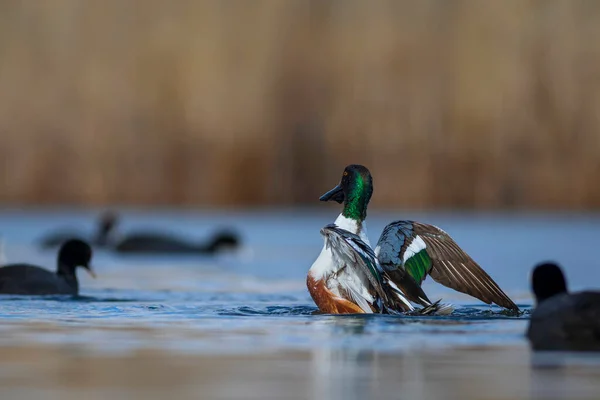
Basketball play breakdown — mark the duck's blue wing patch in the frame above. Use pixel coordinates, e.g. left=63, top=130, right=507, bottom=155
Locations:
left=376, top=221, right=432, bottom=284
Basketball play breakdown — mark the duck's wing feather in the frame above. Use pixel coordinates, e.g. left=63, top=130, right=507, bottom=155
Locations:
left=382, top=268, right=433, bottom=307
left=322, top=225, right=386, bottom=301
left=376, top=221, right=518, bottom=311
left=322, top=224, right=414, bottom=313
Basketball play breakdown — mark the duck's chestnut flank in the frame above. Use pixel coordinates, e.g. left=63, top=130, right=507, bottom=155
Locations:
left=307, top=274, right=365, bottom=314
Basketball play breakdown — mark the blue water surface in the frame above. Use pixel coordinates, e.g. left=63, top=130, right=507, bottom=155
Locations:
left=0, top=208, right=597, bottom=355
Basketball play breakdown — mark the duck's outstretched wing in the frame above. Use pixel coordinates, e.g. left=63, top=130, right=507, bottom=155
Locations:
left=321, top=224, right=414, bottom=313
left=375, top=221, right=519, bottom=311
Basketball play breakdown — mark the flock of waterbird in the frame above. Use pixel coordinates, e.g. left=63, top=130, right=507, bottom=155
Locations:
left=0, top=212, right=241, bottom=295
left=38, top=211, right=241, bottom=254
left=0, top=164, right=598, bottom=352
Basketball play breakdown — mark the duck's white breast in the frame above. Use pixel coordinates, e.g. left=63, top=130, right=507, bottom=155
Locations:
left=309, top=239, right=375, bottom=312
left=308, top=243, right=336, bottom=281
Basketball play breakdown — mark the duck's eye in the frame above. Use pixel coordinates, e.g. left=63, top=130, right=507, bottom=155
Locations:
left=343, top=171, right=348, bottom=176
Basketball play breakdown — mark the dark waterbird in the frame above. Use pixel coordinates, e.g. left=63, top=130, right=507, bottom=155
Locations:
left=113, top=229, right=240, bottom=255
left=527, top=262, right=600, bottom=351
left=38, top=210, right=241, bottom=255
left=0, top=239, right=95, bottom=295
left=38, top=211, right=117, bottom=248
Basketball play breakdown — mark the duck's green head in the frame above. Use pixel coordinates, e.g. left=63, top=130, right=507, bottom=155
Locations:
left=319, top=164, right=373, bottom=222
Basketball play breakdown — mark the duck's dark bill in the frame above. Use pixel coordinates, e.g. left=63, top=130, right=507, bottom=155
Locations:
left=319, top=184, right=345, bottom=203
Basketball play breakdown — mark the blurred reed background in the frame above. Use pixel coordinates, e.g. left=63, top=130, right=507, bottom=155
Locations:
left=0, top=0, right=598, bottom=209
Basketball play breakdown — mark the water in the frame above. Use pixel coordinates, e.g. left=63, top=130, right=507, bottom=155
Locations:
left=1, top=209, right=600, bottom=399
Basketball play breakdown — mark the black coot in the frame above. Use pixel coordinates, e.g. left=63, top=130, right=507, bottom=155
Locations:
left=114, top=229, right=240, bottom=254
left=527, top=262, right=600, bottom=351
left=0, top=239, right=95, bottom=295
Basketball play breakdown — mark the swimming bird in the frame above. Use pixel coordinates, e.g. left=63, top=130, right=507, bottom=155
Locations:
left=39, top=211, right=241, bottom=255
left=38, top=211, right=118, bottom=249
left=308, top=223, right=449, bottom=314
left=319, top=164, right=519, bottom=311
left=0, top=239, right=95, bottom=295
left=527, top=262, right=600, bottom=351
left=113, top=229, right=240, bottom=255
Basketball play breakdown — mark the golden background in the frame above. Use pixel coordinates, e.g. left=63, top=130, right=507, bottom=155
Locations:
left=0, top=0, right=598, bottom=209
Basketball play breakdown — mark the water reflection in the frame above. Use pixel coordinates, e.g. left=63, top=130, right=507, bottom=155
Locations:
left=528, top=351, right=600, bottom=399
left=310, top=348, right=372, bottom=399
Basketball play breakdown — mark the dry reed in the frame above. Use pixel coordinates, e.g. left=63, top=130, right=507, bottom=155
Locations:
left=0, top=0, right=599, bottom=209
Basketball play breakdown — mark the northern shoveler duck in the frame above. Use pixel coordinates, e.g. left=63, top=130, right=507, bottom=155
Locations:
left=317, top=164, right=519, bottom=311
left=527, top=262, right=600, bottom=351
left=0, top=239, right=95, bottom=295
left=308, top=223, right=449, bottom=314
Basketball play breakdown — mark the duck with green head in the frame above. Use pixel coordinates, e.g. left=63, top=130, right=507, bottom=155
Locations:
left=311, top=164, right=519, bottom=312
left=308, top=165, right=451, bottom=314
